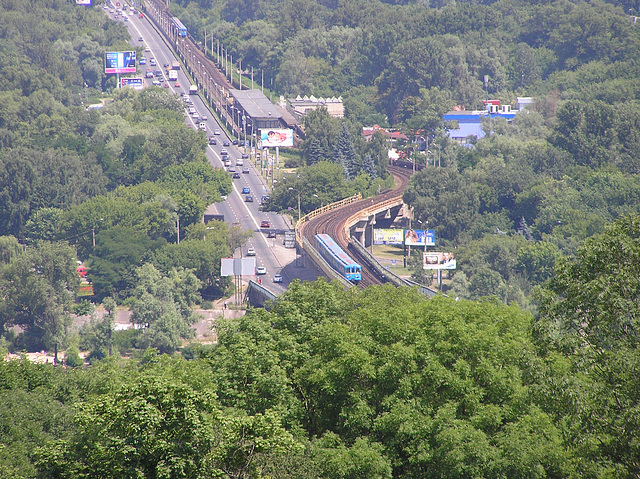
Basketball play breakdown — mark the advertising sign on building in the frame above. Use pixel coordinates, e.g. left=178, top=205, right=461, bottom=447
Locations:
left=260, top=129, right=294, bottom=148
left=373, top=229, right=404, bottom=245
left=423, top=252, right=456, bottom=270
left=105, top=51, right=137, bottom=74
left=404, top=229, right=435, bottom=246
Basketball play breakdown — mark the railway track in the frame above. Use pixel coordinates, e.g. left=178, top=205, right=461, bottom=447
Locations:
left=303, top=165, right=414, bottom=288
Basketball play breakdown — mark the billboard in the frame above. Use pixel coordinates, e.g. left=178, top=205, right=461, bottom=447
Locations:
left=405, top=229, right=435, bottom=246
left=121, top=77, right=144, bottom=90
left=260, top=128, right=294, bottom=148
left=423, top=252, right=456, bottom=270
left=221, top=257, right=256, bottom=276
left=374, top=228, right=404, bottom=245
left=105, top=51, right=136, bottom=74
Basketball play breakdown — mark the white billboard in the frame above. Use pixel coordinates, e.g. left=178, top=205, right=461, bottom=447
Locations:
left=221, top=258, right=256, bottom=276
left=260, top=129, right=294, bottom=148
left=423, top=252, right=456, bottom=270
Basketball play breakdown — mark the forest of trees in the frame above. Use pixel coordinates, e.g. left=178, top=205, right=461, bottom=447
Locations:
left=1, top=0, right=640, bottom=476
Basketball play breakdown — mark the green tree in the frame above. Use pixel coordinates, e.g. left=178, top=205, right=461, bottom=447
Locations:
left=536, top=213, right=640, bottom=352
left=89, top=227, right=167, bottom=301
left=0, top=241, right=78, bottom=359
left=334, top=123, right=359, bottom=179
left=129, top=264, right=202, bottom=354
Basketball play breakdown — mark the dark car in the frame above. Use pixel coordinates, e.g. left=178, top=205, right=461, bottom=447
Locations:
left=267, top=230, right=277, bottom=238
left=208, top=137, right=217, bottom=145
left=232, top=172, right=241, bottom=179
left=138, top=36, right=144, bottom=42
left=222, top=140, right=230, bottom=147
left=242, top=187, right=250, bottom=194
left=241, top=153, right=249, bottom=159
left=232, top=139, right=239, bottom=145
left=245, top=195, right=254, bottom=202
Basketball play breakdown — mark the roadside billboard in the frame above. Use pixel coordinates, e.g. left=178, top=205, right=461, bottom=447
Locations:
left=121, top=77, right=144, bottom=90
left=423, top=252, right=456, bottom=270
left=260, top=128, right=294, bottom=148
left=404, top=229, right=435, bottom=246
left=221, top=258, right=256, bottom=276
left=374, top=228, right=404, bottom=245
left=105, top=51, right=136, bottom=74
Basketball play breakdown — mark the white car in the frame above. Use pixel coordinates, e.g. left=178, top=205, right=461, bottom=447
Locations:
left=256, top=266, right=266, bottom=275
left=214, top=129, right=221, bottom=135
left=246, top=247, right=256, bottom=256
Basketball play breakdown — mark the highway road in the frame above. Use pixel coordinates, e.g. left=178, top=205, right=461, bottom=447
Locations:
left=106, top=6, right=320, bottom=293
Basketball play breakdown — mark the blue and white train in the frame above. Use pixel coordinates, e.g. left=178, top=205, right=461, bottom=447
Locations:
left=172, top=17, right=188, bottom=37
left=314, top=233, right=361, bottom=283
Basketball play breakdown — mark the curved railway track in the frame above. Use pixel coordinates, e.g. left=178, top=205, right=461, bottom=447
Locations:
left=303, top=165, right=414, bottom=288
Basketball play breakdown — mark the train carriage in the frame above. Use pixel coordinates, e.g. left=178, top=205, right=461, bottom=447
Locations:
left=315, top=234, right=361, bottom=283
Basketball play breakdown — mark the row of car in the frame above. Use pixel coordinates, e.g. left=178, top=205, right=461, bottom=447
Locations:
left=245, top=247, right=282, bottom=282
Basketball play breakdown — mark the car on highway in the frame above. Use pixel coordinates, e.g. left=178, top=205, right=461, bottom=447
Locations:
left=150, top=58, right=156, bottom=66
left=220, top=148, right=228, bottom=155
left=242, top=167, right=250, bottom=174
left=246, top=247, right=256, bottom=256
left=138, top=36, right=144, bottom=42
left=208, top=137, right=217, bottom=145
left=245, top=195, right=254, bottom=202
left=174, top=81, right=180, bottom=87
left=214, top=129, right=221, bottom=135
left=273, top=274, right=283, bottom=283
left=152, top=80, right=161, bottom=86
left=242, top=187, right=250, bottom=194
left=145, top=47, right=151, bottom=52
left=222, top=140, right=230, bottom=147
left=139, top=57, right=146, bottom=65
left=241, top=153, right=249, bottom=159
left=260, top=220, right=270, bottom=228
left=200, top=114, right=207, bottom=121
left=267, top=230, right=277, bottom=238
left=232, top=172, right=241, bottom=179
left=256, top=266, right=266, bottom=275
left=232, top=139, right=239, bottom=145
left=228, top=166, right=235, bottom=172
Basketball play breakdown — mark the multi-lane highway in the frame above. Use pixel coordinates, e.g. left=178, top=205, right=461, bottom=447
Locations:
left=106, top=6, right=315, bottom=293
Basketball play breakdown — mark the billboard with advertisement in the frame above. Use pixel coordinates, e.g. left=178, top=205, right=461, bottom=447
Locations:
left=260, top=128, right=294, bottom=148
left=121, top=77, right=144, bottom=90
left=404, top=229, right=435, bottom=246
left=423, top=252, right=456, bottom=270
left=374, top=228, right=404, bottom=245
left=105, top=51, right=136, bottom=74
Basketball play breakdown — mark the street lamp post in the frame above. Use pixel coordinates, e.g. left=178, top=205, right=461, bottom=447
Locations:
left=289, top=187, right=301, bottom=223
